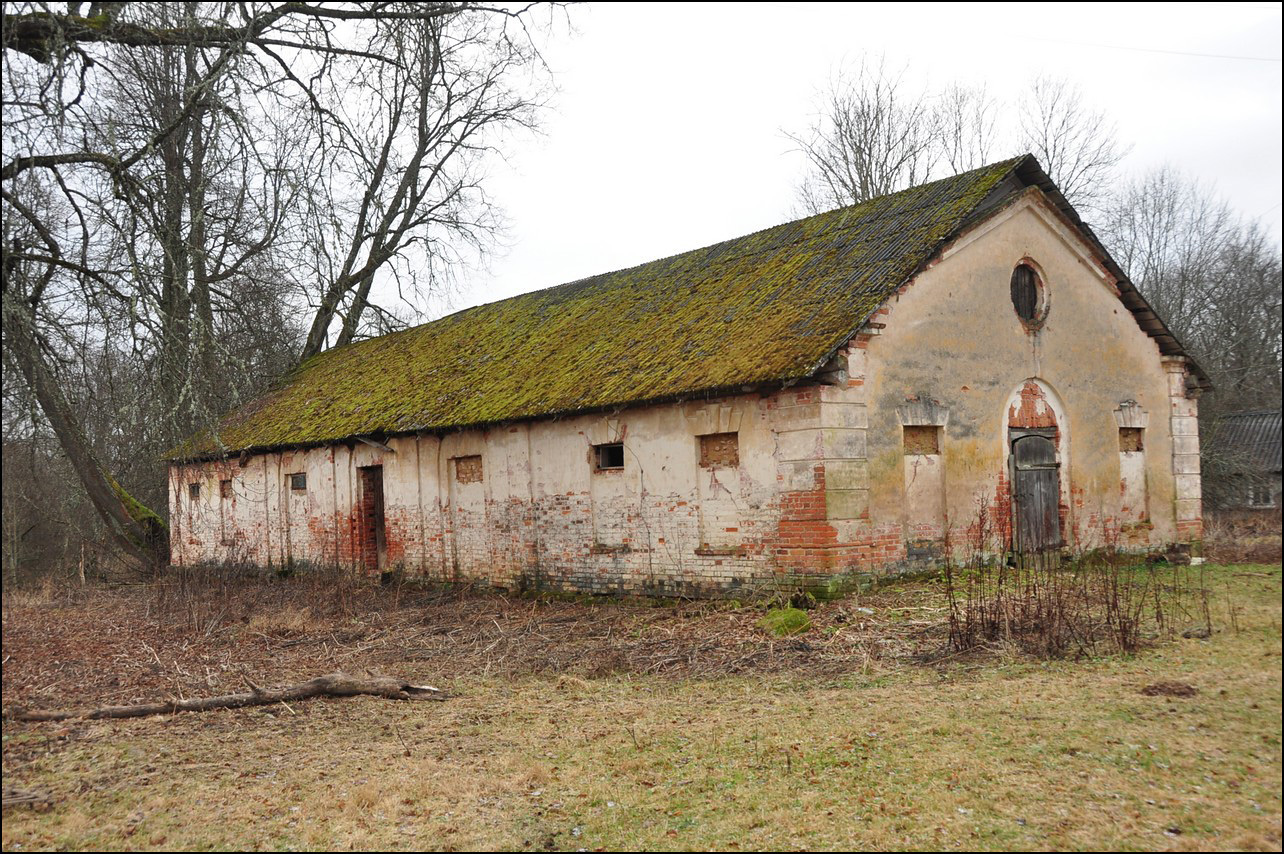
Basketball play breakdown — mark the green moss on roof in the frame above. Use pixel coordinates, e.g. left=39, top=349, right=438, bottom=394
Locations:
left=172, top=157, right=1027, bottom=459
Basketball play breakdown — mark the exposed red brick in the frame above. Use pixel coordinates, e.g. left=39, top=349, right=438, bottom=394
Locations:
left=455, top=455, right=483, bottom=483
left=1008, top=381, right=1058, bottom=429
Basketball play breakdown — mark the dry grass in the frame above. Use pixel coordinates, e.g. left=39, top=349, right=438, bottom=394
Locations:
left=2, top=565, right=1280, bottom=851
left=1204, top=510, right=1283, bottom=564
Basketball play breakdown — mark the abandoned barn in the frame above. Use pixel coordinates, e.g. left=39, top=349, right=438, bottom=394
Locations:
left=167, top=155, right=1209, bottom=597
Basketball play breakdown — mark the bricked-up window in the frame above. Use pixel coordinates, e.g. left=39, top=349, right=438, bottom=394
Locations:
left=594, top=443, right=624, bottom=471
left=1010, top=263, right=1046, bottom=326
left=1119, top=427, right=1144, bottom=452
left=220, top=479, right=233, bottom=499
left=454, top=455, right=483, bottom=483
left=699, top=432, right=739, bottom=468
left=903, top=425, right=940, bottom=455
left=289, top=473, right=307, bottom=491
left=188, top=482, right=200, bottom=500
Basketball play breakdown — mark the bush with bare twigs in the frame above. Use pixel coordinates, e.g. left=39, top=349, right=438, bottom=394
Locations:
left=943, top=505, right=1212, bottom=658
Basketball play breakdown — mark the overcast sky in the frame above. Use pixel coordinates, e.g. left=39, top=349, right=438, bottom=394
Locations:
left=446, top=1, right=1282, bottom=314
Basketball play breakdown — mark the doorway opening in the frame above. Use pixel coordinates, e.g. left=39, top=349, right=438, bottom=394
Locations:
left=357, top=465, right=386, bottom=575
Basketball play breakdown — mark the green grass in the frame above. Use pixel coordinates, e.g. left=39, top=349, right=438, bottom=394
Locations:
left=2, top=564, right=1280, bottom=851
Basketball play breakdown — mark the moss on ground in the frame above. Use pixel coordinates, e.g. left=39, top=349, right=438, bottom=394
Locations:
left=759, top=606, right=811, bottom=636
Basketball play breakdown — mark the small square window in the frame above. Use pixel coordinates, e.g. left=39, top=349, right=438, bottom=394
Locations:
left=220, top=479, right=232, bottom=499
left=699, top=432, right=739, bottom=468
left=188, top=482, right=200, bottom=500
left=594, top=443, right=625, bottom=471
left=454, top=455, right=483, bottom=483
left=1119, top=427, right=1144, bottom=452
left=903, top=425, right=940, bottom=455
left=289, top=473, right=307, bottom=491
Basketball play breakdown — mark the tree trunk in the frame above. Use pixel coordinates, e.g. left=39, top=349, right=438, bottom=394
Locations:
left=185, top=39, right=217, bottom=409
left=1, top=295, right=168, bottom=571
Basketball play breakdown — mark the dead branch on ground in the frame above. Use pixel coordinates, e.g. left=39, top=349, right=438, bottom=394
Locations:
left=4, top=672, right=445, bottom=722
left=2, top=786, right=53, bottom=810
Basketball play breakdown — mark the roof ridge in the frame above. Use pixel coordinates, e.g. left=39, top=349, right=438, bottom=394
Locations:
left=328, top=156, right=1031, bottom=357
left=171, top=156, right=1031, bottom=458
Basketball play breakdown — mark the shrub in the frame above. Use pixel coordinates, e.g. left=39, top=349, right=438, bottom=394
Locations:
left=943, top=548, right=1211, bottom=658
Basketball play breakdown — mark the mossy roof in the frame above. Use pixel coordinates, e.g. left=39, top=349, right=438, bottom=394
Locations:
left=172, top=157, right=1032, bottom=459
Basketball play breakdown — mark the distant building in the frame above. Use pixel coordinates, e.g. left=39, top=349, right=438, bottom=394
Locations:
left=167, top=155, right=1209, bottom=596
left=1208, top=410, right=1282, bottom=510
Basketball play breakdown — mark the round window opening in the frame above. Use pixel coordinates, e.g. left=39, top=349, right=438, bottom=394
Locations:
left=1010, top=263, right=1046, bottom=326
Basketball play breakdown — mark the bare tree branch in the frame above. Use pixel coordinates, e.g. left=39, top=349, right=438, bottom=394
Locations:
left=2, top=0, right=559, bottom=573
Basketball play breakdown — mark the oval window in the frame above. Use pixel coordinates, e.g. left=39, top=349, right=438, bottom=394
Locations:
left=1010, top=263, right=1046, bottom=326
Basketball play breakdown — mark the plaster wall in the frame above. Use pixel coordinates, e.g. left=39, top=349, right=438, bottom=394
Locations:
left=170, top=389, right=829, bottom=596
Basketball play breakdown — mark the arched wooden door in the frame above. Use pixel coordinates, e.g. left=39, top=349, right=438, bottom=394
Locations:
left=1011, top=433, right=1061, bottom=553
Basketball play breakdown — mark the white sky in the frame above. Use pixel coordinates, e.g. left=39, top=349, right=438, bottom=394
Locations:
left=447, top=1, right=1283, bottom=314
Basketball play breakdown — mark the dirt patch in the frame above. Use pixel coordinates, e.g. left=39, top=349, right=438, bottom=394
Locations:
left=1141, top=681, right=1199, bottom=697
left=1, top=576, right=939, bottom=713
left=1208, top=538, right=1284, bottom=564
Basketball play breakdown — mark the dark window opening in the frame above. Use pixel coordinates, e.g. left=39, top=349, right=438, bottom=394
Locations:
left=1010, top=264, right=1043, bottom=324
left=188, top=482, right=200, bottom=500
left=289, top=473, right=307, bottom=491
left=595, top=442, right=625, bottom=471
left=903, top=425, right=940, bottom=455
left=699, top=432, right=740, bottom=468
left=454, top=455, right=483, bottom=483
left=1119, top=427, right=1144, bottom=452
left=1249, top=485, right=1275, bottom=508
left=220, top=479, right=233, bottom=499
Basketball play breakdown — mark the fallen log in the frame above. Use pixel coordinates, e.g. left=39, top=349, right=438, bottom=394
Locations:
left=4, top=672, right=445, bottom=722
left=2, top=785, right=53, bottom=810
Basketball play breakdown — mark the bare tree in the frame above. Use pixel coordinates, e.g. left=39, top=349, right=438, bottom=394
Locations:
left=1100, top=167, right=1237, bottom=347
left=1018, top=75, right=1129, bottom=215
left=787, top=67, right=1127, bottom=217
left=2, top=2, right=558, bottom=572
left=787, top=57, right=940, bottom=214
left=1204, top=224, right=1283, bottom=415
left=294, top=7, right=545, bottom=359
left=1101, top=166, right=1282, bottom=505
left=935, top=82, right=998, bottom=175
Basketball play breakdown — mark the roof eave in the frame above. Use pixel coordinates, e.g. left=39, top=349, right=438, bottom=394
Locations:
left=165, top=374, right=819, bottom=464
